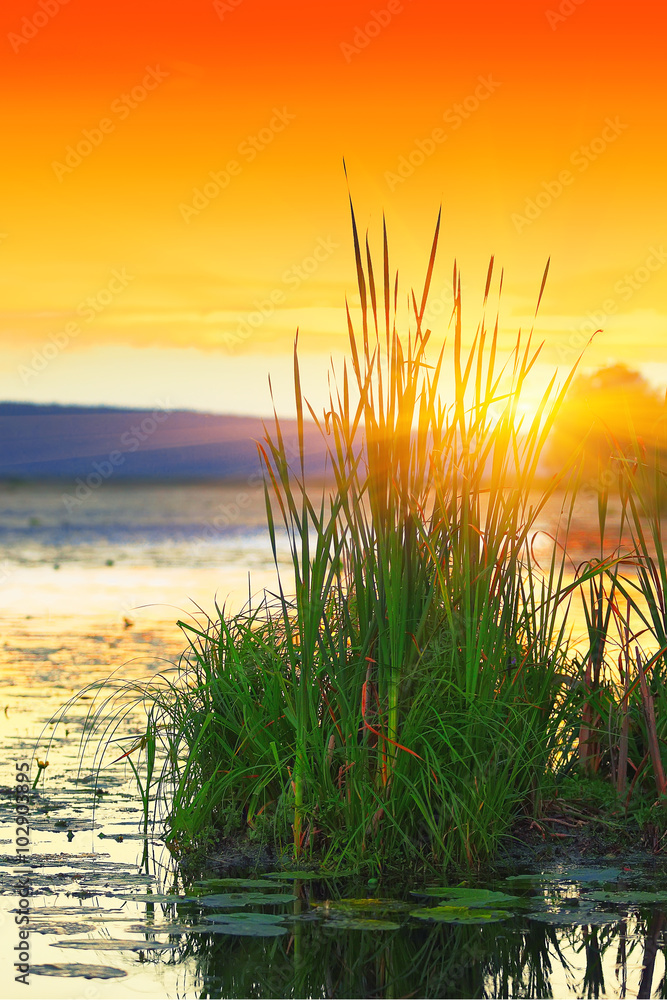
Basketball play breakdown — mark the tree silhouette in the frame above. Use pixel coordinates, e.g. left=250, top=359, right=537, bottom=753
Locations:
left=546, top=364, right=665, bottom=481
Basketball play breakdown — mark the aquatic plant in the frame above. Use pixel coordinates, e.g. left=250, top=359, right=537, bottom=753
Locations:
left=573, top=419, right=667, bottom=813
left=57, top=195, right=667, bottom=870
left=150, top=198, right=595, bottom=871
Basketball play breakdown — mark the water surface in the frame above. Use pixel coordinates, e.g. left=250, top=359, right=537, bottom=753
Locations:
left=1, top=481, right=666, bottom=998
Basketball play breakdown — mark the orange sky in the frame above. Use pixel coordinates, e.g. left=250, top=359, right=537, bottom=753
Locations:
left=1, top=0, right=666, bottom=415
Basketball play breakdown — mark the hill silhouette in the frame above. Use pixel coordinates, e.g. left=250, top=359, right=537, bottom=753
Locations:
left=545, top=365, right=666, bottom=479
left=0, top=403, right=327, bottom=480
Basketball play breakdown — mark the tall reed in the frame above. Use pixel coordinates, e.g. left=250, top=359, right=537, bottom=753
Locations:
left=153, top=201, right=596, bottom=870
left=593, top=415, right=667, bottom=803
left=54, top=203, right=667, bottom=866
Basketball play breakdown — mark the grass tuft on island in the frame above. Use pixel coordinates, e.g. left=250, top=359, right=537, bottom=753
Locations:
left=65, top=200, right=667, bottom=876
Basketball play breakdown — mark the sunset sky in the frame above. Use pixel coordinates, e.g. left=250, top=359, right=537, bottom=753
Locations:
left=1, top=0, right=665, bottom=418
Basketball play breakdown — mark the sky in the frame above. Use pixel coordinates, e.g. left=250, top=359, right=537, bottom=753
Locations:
left=1, top=0, right=666, bottom=418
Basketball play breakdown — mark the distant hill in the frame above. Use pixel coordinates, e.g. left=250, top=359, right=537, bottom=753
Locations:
left=0, top=402, right=328, bottom=480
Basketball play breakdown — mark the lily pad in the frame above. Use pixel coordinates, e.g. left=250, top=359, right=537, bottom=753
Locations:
left=113, top=894, right=198, bottom=904
left=261, top=871, right=323, bottom=879
left=516, top=867, right=622, bottom=885
left=201, top=923, right=288, bottom=937
left=584, top=890, right=667, bottom=904
left=282, top=912, right=323, bottom=924
left=52, top=939, right=178, bottom=951
left=411, top=906, right=511, bottom=925
left=30, top=922, right=97, bottom=936
left=324, top=917, right=400, bottom=931
left=193, top=878, right=285, bottom=890
left=199, top=891, right=297, bottom=907
left=322, top=898, right=412, bottom=912
left=31, top=964, right=127, bottom=979
left=0, top=852, right=113, bottom=868
left=194, top=893, right=253, bottom=908
left=527, top=910, right=620, bottom=926
left=203, top=912, right=286, bottom=925
left=97, top=832, right=161, bottom=841
left=126, top=923, right=209, bottom=934
left=411, top=887, right=521, bottom=907
left=26, top=907, right=105, bottom=916
left=316, top=897, right=410, bottom=913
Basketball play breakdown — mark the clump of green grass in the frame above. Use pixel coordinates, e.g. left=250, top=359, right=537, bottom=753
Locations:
left=44, top=201, right=667, bottom=874
left=137, top=200, right=597, bottom=873
left=66, top=196, right=667, bottom=871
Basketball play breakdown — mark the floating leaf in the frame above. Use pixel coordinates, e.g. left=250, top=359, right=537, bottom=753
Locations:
left=324, top=917, right=400, bottom=931
left=528, top=910, right=620, bottom=926
left=52, top=939, right=178, bottom=951
left=584, top=890, right=667, bottom=904
left=98, top=832, right=160, bottom=840
left=28, top=907, right=104, bottom=916
left=78, top=874, right=157, bottom=886
left=411, top=906, right=511, bottom=925
left=193, top=879, right=284, bottom=890
left=30, top=964, right=127, bottom=979
left=203, top=912, right=286, bottom=925
left=322, top=899, right=412, bottom=911
left=88, top=915, right=147, bottom=923
left=31, top=922, right=97, bottom=936
left=316, top=897, right=410, bottom=912
left=2, top=883, right=56, bottom=896
left=8, top=855, right=120, bottom=869
left=261, top=871, right=322, bottom=879
left=281, top=912, right=322, bottom=924
left=520, top=867, right=622, bottom=885
left=245, top=891, right=298, bottom=905
left=262, top=870, right=356, bottom=879
left=112, top=894, right=198, bottom=904
left=126, top=923, right=207, bottom=934
left=195, top=921, right=288, bottom=937
left=411, top=888, right=521, bottom=907
left=199, top=892, right=296, bottom=907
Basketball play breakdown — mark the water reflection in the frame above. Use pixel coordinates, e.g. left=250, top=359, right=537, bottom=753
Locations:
left=4, top=483, right=667, bottom=996
left=115, top=891, right=667, bottom=999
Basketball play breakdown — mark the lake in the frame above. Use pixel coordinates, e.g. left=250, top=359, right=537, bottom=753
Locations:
left=1, top=480, right=666, bottom=999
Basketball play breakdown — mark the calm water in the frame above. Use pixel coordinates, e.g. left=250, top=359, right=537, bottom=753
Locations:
left=1, top=480, right=666, bottom=999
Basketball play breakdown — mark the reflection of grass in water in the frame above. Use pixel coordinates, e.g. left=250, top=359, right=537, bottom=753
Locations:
left=175, top=909, right=658, bottom=1000
left=31, top=903, right=663, bottom=999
